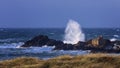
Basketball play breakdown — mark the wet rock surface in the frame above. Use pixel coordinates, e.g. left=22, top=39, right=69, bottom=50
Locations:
left=21, top=35, right=120, bottom=53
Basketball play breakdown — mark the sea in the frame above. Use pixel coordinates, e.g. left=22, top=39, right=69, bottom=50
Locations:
left=0, top=28, right=120, bottom=60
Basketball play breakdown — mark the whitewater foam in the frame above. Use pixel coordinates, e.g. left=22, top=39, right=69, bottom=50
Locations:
left=110, top=38, right=117, bottom=42
left=0, top=42, right=24, bottom=48
left=64, top=20, right=85, bottom=44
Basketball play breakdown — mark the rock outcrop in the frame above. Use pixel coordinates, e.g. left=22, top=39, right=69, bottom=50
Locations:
left=21, top=35, right=49, bottom=47
left=86, top=36, right=112, bottom=48
left=21, top=35, right=120, bottom=53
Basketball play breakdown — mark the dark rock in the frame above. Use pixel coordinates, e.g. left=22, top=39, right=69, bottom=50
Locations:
left=21, top=35, right=49, bottom=47
left=21, top=35, right=65, bottom=48
left=53, top=44, right=74, bottom=50
left=46, top=39, right=57, bottom=46
left=53, top=41, right=65, bottom=50
left=63, top=44, right=74, bottom=50
left=21, top=35, right=120, bottom=53
left=74, top=41, right=86, bottom=50
left=74, top=41, right=86, bottom=46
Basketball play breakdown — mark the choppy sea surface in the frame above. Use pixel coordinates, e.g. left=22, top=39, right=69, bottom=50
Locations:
left=0, top=28, right=120, bottom=60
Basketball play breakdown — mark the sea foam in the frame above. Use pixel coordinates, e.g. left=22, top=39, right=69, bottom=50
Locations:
left=110, top=38, right=117, bottom=42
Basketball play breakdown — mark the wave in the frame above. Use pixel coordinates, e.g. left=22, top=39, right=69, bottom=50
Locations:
left=22, top=45, right=55, bottom=53
left=0, top=38, right=23, bottom=42
left=0, top=38, right=25, bottom=43
left=116, top=29, right=120, bottom=32
left=21, top=46, right=89, bottom=56
left=113, top=35, right=119, bottom=38
left=0, top=42, right=24, bottom=48
left=50, top=33, right=55, bottom=35
left=0, top=44, right=89, bottom=60
left=110, top=38, right=117, bottom=42
left=0, top=28, right=4, bottom=31
left=0, top=38, right=15, bottom=42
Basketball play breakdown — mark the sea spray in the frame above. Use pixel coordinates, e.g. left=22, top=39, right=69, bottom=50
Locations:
left=64, top=20, right=85, bottom=44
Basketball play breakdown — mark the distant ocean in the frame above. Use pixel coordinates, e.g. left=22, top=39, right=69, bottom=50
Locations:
left=0, top=28, right=120, bottom=60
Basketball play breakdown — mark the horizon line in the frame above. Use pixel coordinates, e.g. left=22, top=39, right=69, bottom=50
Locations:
left=0, top=27, right=120, bottom=29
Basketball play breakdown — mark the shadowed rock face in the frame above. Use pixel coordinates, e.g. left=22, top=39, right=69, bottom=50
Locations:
left=21, top=35, right=49, bottom=47
left=21, top=35, right=120, bottom=53
left=22, top=35, right=64, bottom=47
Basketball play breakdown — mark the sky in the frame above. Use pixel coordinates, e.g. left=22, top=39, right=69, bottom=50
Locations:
left=0, top=0, right=120, bottom=28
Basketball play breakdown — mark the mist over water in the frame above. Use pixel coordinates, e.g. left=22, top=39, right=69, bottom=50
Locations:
left=64, top=20, right=85, bottom=44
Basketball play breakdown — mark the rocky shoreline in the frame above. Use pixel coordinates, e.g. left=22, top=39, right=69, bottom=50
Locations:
left=21, top=35, right=120, bottom=53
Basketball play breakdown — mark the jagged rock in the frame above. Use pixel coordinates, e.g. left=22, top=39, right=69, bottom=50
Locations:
left=21, top=35, right=120, bottom=53
left=21, top=35, right=65, bottom=48
left=86, top=36, right=111, bottom=48
left=74, top=41, right=86, bottom=46
left=74, top=41, right=86, bottom=50
left=64, top=44, right=74, bottom=50
left=53, top=44, right=74, bottom=50
left=21, top=35, right=49, bottom=47
left=52, top=41, right=65, bottom=50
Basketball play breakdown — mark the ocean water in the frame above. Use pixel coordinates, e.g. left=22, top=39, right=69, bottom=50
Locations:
left=0, top=28, right=120, bottom=60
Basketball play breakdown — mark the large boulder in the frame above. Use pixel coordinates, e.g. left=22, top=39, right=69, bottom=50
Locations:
left=21, top=35, right=65, bottom=48
left=21, top=35, right=76, bottom=50
left=86, top=36, right=111, bottom=48
left=21, top=35, right=50, bottom=47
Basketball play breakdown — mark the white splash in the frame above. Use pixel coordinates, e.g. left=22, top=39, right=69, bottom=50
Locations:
left=63, top=20, right=85, bottom=44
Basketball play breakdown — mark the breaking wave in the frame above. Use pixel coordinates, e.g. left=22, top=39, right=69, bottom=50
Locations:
left=64, top=20, right=85, bottom=44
